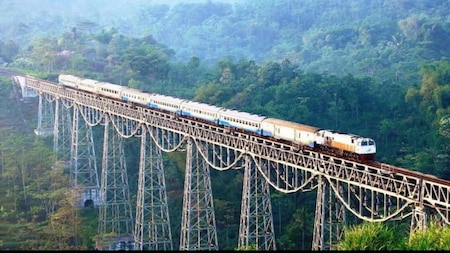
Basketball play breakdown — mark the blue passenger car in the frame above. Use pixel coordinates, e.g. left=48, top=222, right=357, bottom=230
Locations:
left=217, top=109, right=267, bottom=134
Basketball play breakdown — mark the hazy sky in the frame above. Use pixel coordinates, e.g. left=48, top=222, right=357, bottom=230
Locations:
left=150, top=0, right=242, bottom=5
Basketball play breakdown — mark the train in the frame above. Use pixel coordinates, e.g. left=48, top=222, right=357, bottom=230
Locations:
left=58, top=74, right=377, bottom=161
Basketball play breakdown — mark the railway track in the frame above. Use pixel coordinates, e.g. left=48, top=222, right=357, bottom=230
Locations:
left=367, top=161, right=450, bottom=186
left=0, top=68, right=24, bottom=78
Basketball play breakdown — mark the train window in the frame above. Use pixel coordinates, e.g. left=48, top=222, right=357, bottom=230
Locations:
left=369, top=140, right=375, bottom=145
left=361, top=140, right=368, bottom=146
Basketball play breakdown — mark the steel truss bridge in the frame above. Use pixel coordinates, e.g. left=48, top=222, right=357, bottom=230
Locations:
left=11, top=75, right=450, bottom=250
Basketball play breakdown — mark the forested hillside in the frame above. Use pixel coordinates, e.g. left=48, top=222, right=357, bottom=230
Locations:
left=0, top=0, right=450, bottom=250
left=1, top=0, right=450, bottom=83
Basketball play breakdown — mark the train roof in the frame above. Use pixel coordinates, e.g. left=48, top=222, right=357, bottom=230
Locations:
left=121, top=87, right=148, bottom=94
left=180, top=100, right=223, bottom=112
left=100, top=82, right=126, bottom=90
left=318, top=129, right=375, bottom=141
left=263, top=118, right=320, bottom=132
left=219, top=108, right=267, bottom=121
left=79, top=78, right=101, bottom=86
left=151, top=93, right=186, bottom=104
left=59, top=74, right=81, bottom=82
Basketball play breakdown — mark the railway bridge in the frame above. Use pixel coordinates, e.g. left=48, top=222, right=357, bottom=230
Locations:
left=9, top=74, right=450, bottom=250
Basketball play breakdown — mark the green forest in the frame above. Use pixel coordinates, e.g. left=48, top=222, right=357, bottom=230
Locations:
left=1, top=0, right=450, bottom=250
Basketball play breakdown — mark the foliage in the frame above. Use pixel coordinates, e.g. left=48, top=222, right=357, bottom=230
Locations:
left=335, top=219, right=450, bottom=251
left=2, top=0, right=450, bottom=84
left=235, top=243, right=258, bottom=251
left=406, top=220, right=450, bottom=250
left=335, top=221, right=398, bottom=250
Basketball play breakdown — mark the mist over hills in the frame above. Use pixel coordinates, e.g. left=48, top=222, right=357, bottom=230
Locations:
left=1, top=0, right=450, bottom=82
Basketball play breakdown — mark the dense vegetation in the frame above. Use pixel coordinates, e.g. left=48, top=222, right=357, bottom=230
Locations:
left=0, top=0, right=450, bottom=250
left=335, top=220, right=450, bottom=250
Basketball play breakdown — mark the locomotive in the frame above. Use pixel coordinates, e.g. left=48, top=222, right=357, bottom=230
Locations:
left=58, top=74, right=376, bottom=161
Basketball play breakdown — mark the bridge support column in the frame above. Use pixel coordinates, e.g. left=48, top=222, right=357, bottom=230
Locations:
left=70, top=104, right=100, bottom=208
left=97, top=114, right=134, bottom=250
left=410, top=176, right=427, bottom=239
left=238, top=155, right=276, bottom=250
left=410, top=206, right=427, bottom=236
left=134, top=125, right=173, bottom=250
left=179, top=138, right=218, bottom=250
left=312, top=176, right=346, bottom=250
left=34, top=92, right=54, bottom=136
left=53, top=98, right=73, bottom=164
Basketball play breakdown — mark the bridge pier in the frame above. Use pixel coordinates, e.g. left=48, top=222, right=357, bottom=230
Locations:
left=238, top=155, right=276, bottom=250
left=410, top=206, right=427, bottom=235
left=312, top=176, right=346, bottom=250
left=179, top=138, right=219, bottom=250
left=410, top=176, right=427, bottom=238
left=34, top=92, right=54, bottom=136
left=97, top=114, right=134, bottom=250
left=70, top=104, right=101, bottom=207
left=95, top=235, right=135, bottom=251
left=134, top=125, right=173, bottom=250
left=53, top=98, right=73, bottom=162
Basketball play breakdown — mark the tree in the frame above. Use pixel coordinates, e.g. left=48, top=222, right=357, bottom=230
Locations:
left=0, top=40, right=19, bottom=62
left=193, top=80, right=232, bottom=105
left=278, top=207, right=312, bottom=250
left=439, top=116, right=450, bottom=138
left=44, top=188, right=82, bottom=250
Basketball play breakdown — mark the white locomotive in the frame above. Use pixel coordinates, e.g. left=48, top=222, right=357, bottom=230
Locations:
left=58, top=74, right=376, bottom=161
